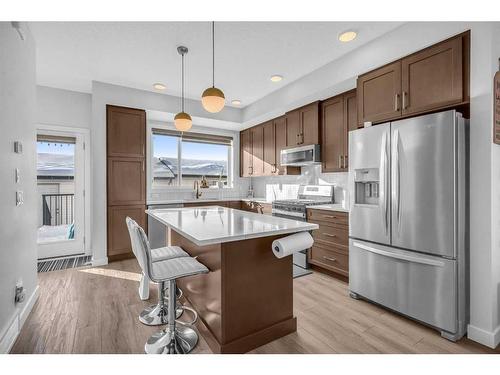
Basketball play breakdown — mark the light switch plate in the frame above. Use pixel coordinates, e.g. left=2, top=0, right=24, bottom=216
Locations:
left=14, top=141, right=23, bottom=154
left=16, top=191, right=23, bottom=206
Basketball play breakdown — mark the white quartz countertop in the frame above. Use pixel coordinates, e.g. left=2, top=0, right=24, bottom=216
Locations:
left=147, top=197, right=269, bottom=206
left=146, top=206, right=318, bottom=246
left=306, top=203, right=349, bottom=213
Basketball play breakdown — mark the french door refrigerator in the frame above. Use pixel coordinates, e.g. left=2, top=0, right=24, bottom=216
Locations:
left=348, top=110, right=468, bottom=341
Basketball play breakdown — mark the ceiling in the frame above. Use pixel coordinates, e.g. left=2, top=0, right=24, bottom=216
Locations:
left=29, top=22, right=402, bottom=108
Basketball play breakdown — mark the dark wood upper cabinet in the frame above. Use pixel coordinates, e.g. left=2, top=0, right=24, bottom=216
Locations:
left=107, top=106, right=146, bottom=158
left=401, top=36, right=463, bottom=116
left=321, top=95, right=346, bottom=173
left=285, top=109, right=301, bottom=147
left=357, top=60, right=402, bottom=126
left=321, top=89, right=357, bottom=173
left=274, top=116, right=300, bottom=176
left=262, top=121, right=276, bottom=175
left=240, top=129, right=252, bottom=177
left=357, top=31, right=469, bottom=126
left=286, top=102, right=320, bottom=146
left=250, top=125, right=264, bottom=176
left=344, top=89, right=359, bottom=132
left=300, top=102, right=320, bottom=146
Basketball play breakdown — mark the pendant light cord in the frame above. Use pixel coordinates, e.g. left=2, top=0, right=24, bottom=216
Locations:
left=181, top=52, right=185, bottom=112
left=212, top=21, right=215, bottom=88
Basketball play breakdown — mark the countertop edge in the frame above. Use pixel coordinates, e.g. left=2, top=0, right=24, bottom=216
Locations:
left=146, top=208, right=319, bottom=247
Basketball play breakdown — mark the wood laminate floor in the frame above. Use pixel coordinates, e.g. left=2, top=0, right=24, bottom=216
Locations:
left=11, top=259, right=500, bottom=354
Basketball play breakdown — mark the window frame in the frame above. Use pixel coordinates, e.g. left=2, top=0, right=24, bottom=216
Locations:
left=147, top=121, right=234, bottom=194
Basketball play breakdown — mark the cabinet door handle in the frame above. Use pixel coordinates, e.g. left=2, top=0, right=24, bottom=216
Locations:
left=323, top=256, right=337, bottom=262
left=323, top=215, right=338, bottom=219
left=402, top=91, right=408, bottom=110
left=301, top=133, right=304, bottom=144
left=394, top=93, right=400, bottom=111
left=323, top=233, right=337, bottom=238
left=343, top=155, right=348, bottom=169
left=338, top=155, right=343, bottom=168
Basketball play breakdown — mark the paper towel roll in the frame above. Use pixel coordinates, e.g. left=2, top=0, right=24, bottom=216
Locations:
left=272, top=232, right=314, bottom=259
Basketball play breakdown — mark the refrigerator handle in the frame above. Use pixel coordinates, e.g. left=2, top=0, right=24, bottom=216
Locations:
left=393, top=129, right=401, bottom=234
left=352, top=241, right=445, bottom=267
left=380, top=131, right=389, bottom=235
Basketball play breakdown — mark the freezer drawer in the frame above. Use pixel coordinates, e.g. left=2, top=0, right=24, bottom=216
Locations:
left=349, top=239, right=457, bottom=334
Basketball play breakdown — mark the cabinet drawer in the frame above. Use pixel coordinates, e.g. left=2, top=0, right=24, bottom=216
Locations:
left=307, top=209, right=348, bottom=226
left=309, top=245, right=349, bottom=276
left=312, top=225, right=348, bottom=248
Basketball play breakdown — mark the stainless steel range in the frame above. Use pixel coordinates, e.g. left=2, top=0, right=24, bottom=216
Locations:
left=272, top=185, right=334, bottom=276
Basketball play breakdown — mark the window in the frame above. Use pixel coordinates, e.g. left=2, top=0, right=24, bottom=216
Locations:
left=152, top=134, right=179, bottom=187
left=151, top=129, right=232, bottom=189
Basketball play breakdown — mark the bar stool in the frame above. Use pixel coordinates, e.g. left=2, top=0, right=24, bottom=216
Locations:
left=126, top=217, right=187, bottom=326
left=129, top=219, right=209, bottom=354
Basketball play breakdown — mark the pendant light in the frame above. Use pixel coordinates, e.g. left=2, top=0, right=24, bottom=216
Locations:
left=174, top=46, right=192, bottom=132
left=201, top=22, right=225, bottom=113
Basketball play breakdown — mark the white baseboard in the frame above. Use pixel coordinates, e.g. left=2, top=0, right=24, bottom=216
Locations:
left=91, top=256, right=108, bottom=267
left=0, top=285, right=39, bottom=353
left=467, top=323, right=500, bottom=349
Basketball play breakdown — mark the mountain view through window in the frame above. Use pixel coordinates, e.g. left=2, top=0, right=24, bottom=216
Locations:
left=152, top=133, right=230, bottom=188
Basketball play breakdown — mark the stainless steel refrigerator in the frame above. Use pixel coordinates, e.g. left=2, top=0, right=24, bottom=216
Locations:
left=348, top=110, right=468, bottom=341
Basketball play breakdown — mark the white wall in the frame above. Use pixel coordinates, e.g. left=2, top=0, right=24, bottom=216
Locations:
left=37, top=85, right=91, bottom=129
left=489, top=23, right=500, bottom=346
left=0, top=22, right=39, bottom=353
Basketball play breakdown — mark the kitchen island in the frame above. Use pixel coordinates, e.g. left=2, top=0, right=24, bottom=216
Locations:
left=146, top=206, right=318, bottom=353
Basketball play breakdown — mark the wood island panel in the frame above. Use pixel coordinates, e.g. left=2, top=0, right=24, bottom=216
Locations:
left=171, top=230, right=296, bottom=353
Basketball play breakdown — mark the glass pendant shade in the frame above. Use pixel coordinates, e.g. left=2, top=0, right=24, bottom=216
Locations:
left=202, top=87, right=225, bottom=113
left=174, top=111, right=192, bottom=132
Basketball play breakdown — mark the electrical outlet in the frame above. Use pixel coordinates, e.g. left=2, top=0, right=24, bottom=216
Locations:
left=15, top=283, right=25, bottom=304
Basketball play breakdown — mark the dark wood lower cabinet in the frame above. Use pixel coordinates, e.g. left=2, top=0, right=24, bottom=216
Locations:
left=307, top=209, right=349, bottom=278
left=107, top=205, right=146, bottom=261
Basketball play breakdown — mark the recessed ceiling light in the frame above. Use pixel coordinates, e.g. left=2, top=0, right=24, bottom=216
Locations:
left=153, top=83, right=166, bottom=90
left=231, top=99, right=242, bottom=106
left=270, top=75, right=283, bottom=82
left=338, top=30, right=357, bottom=43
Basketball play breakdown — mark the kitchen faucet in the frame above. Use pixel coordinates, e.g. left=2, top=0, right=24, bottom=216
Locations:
left=194, top=180, right=202, bottom=199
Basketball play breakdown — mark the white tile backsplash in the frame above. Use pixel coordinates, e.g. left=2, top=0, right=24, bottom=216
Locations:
left=251, top=165, right=349, bottom=207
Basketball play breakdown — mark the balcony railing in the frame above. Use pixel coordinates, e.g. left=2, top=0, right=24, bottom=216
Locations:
left=42, top=193, right=74, bottom=226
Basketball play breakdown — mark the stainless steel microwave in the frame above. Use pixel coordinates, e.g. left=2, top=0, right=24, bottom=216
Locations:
left=280, top=144, right=321, bottom=166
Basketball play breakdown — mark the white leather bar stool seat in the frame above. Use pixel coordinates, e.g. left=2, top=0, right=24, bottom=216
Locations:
left=151, top=246, right=189, bottom=262
left=138, top=246, right=188, bottom=300
left=151, top=257, right=208, bottom=281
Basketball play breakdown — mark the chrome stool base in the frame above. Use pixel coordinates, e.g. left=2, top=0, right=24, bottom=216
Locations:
left=139, top=304, right=183, bottom=326
left=144, top=325, right=199, bottom=354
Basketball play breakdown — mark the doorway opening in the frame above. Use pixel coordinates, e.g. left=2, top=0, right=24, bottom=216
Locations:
left=36, top=128, right=87, bottom=260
